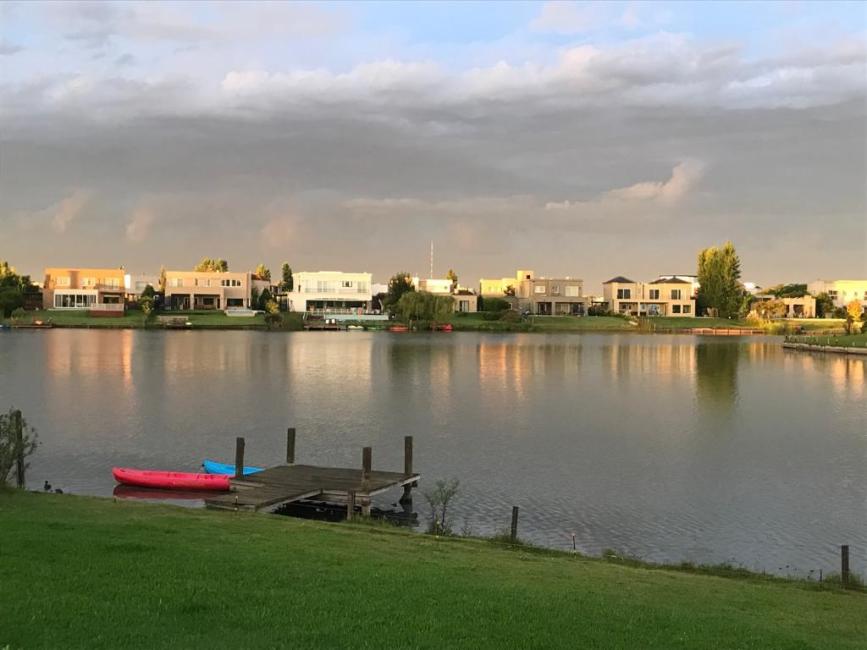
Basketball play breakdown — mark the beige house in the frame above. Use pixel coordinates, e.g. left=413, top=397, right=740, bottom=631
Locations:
left=479, top=269, right=535, bottom=297
left=411, top=277, right=479, bottom=312
left=164, top=270, right=252, bottom=310
left=514, top=270, right=587, bottom=315
left=753, top=294, right=817, bottom=318
left=43, top=267, right=126, bottom=313
left=808, top=279, right=867, bottom=312
left=603, top=276, right=695, bottom=317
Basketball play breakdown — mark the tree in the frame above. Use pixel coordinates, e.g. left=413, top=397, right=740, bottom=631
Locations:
left=194, top=258, right=228, bottom=272
left=814, top=292, right=834, bottom=318
left=696, top=242, right=744, bottom=319
left=752, top=298, right=786, bottom=321
left=422, top=478, right=460, bottom=536
left=158, top=266, right=167, bottom=292
left=258, top=288, right=273, bottom=310
left=251, top=287, right=260, bottom=310
left=394, top=291, right=454, bottom=325
left=446, top=269, right=458, bottom=291
left=845, top=299, right=863, bottom=334
left=280, top=263, right=293, bottom=292
left=139, top=295, right=155, bottom=325
left=765, top=283, right=807, bottom=298
left=504, top=285, right=516, bottom=297
left=0, top=261, right=34, bottom=317
left=140, top=284, right=156, bottom=299
left=385, top=272, right=414, bottom=310
left=255, top=264, right=271, bottom=281
left=0, top=407, right=38, bottom=487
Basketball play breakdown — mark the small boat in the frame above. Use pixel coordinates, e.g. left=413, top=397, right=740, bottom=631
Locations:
left=388, top=324, right=409, bottom=332
left=112, top=467, right=230, bottom=491
left=433, top=323, right=453, bottom=332
left=346, top=325, right=365, bottom=331
left=201, top=459, right=263, bottom=476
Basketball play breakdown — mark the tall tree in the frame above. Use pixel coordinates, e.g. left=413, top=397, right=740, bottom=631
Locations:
left=0, top=261, right=34, bottom=317
left=280, top=263, right=293, bottom=292
left=446, top=269, right=458, bottom=291
left=814, top=292, right=834, bottom=318
left=845, top=299, right=863, bottom=334
left=194, top=257, right=228, bottom=272
left=255, top=264, right=271, bottom=281
left=158, top=266, right=167, bottom=292
left=696, top=242, right=744, bottom=319
left=385, top=272, right=414, bottom=310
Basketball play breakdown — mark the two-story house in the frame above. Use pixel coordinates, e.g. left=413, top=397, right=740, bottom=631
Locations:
left=291, top=271, right=373, bottom=313
left=163, top=270, right=252, bottom=310
left=43, top=267, right=126, bottom=314
left=603, top=276, right=695, bottom=317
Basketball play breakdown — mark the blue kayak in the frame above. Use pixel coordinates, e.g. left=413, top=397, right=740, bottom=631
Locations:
left=201, top=459, right=264, bottom=476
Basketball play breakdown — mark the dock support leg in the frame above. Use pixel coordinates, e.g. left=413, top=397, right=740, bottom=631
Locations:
left=400, top=435, right=413, bottom=504
left=13, top=410, right=24, bottom=489
left=842, top=545, right=850, bottom=588
left=346, top=490, right=356, bottom=521
left=234, top=437, right=245, bottom=479
left=286, top=427, right=296, bottom=465
left=362, top=446, right=372, bottom=486
left=510, top=506, right=519, bottom=543
left=360, top=495, right=371, bottom=518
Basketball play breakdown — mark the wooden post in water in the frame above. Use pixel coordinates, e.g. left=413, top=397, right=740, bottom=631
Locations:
left=510, top=506, right=519, bottom=543
left=400, top=436, right=414, bottom=503
left=346, top=490, right=356, bottom=521
left=286, top=427, right=296, bottom=465
left=841, top=545, right=850, bottom=588
left=13, top=410, right=24, bottom=489
left=234, top=437, right=245, bottom=479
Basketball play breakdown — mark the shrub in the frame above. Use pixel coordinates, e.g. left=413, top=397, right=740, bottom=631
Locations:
left=423, top=479, right=460, bottom=536
left=499, top=310, right=521, bottom=323
left=482, top=311, right=501, bottom=321
left=10, top=307, right=27, bottom=321
left=0, top=408, right=38, bottom=486
left=482, top=297, right=510, bottom=313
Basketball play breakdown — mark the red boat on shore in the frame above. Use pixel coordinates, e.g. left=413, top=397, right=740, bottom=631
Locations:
left=112, top=467, right=230, bottom=491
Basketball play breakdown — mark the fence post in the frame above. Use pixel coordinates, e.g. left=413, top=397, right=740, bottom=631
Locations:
left=841, top=545, right=850, bottom=588
left=346, top=490, right=356, bottom=521
left=234, top=437, right=245, bottom=479
left=13, top=410, right=24, bottom=489
left=510, top=506, right=519, bottom=543
left=286, top=427, right=296, bottom=465
left=400, top=436, right=414, bottom=503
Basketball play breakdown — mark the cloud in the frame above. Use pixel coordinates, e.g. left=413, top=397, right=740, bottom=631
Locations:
left=0, top=41, right=23, bottom=55
left=261, top=215, right=299, bottom=248
left=50, top=189, right=92, bottom=233
left=530, top=2, right=603, bottom=34
left=125, top=206, right=155, bottom=242
left=603, top=160, right=706, bottom=204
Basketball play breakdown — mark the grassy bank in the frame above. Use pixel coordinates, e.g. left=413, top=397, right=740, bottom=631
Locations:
left=3, top=310, right=305, bottom=331
left=785, top=331, right=867, bottom=349
left=2, top=491, right=864, bottom=649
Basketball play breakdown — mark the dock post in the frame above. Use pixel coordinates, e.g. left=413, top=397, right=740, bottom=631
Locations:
left=510, top=506, right=519, bottom=543
left=346, top=490, right=356, bottom=521
left=841, top=545, right=850, bottom=588
left=362, top=446, right=372, bottom=484
left=360, top=495, right=371, bottom=518
left=234, top=437, right=245, bottom=479
left=13, top=409, right=24, bottom=489
left=400, top=435, right=414, bottom=504
left=286, top=427, right=296, bottom=465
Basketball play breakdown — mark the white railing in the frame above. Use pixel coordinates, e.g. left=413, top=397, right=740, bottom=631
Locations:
left=89, top=303, right=125, bottom=312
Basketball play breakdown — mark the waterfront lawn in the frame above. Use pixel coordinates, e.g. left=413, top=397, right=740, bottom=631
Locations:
left=790, top=331, right=867, bottom=348
left=6, top=309, right=150, bottom=328
left=2, top=491, right=865, bottom=649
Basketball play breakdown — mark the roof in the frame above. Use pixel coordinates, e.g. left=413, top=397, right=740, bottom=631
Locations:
left=649, top=277, right=691, bottom=284
left=603, top=276, right=635, bottom=284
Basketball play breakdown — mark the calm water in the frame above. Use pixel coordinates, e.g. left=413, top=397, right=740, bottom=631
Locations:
left=1, top=330, right=865, bottom=577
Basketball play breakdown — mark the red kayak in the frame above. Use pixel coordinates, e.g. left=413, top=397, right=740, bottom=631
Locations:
left=112, top=467, right=230, bottom=491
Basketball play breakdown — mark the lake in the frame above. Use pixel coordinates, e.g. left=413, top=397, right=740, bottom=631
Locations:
left=1, top=329, right=864, bottom=577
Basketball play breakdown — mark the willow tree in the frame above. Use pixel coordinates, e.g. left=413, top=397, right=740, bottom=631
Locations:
left=697, top=242, right=744, bottom=319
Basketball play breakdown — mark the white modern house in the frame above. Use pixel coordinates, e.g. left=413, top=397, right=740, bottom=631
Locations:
left=808, top=279, right=867, bottom=311
left=291, top=271, right=373, bottom=313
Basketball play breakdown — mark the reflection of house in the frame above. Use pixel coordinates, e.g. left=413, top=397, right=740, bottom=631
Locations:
left=808, top=279, right=867, bottom=312
left=164, top=270, right=251, bottom=310
left=411, top=277, right=479, bottom=312
left=291, top=271, right=372, bottom=313
left=753, top=294, right=816, bottom=318
left=603, top=276, right=695, bottom=317
left=43, top=267, right=126, bottom=314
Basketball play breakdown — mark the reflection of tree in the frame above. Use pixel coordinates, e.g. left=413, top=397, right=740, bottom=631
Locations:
left=695, top=342, right=740, bottom=414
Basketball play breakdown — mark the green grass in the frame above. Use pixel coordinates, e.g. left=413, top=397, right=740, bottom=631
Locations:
left=1, top=310, right=309, bottom=331
left=6, top=309, right=152, bottom=328
left=787, top=332, right=867, bottom=349
left=2, top=491, right=865, bottom=649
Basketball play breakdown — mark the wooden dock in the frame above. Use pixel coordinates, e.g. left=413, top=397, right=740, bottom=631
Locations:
left=204, top=429, right=419, bottom=515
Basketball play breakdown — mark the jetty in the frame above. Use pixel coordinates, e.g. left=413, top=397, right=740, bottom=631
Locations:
left=205, top=429, right=419, bottom=517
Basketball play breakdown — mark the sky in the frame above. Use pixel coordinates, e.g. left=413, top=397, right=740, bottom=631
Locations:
left=1, top=1, right=865, bottom=291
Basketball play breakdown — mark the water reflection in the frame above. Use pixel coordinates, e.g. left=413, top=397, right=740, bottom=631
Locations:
left=695, top=342, right=740, bottom=416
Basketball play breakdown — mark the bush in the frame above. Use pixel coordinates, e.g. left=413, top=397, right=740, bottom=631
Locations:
left=482, top=311, right=501, bottom=321
left=499, top=310, right=521, bottom=323
left=10, top=307, right=27, bottom=321
left=481, top=297, right=510, bottom=312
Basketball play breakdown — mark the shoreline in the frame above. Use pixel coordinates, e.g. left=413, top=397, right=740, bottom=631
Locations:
left=782, top=342, right=867, bottom=356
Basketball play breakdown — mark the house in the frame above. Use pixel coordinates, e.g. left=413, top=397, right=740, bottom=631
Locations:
left=808, top=280, right=867, bottom=312
left=513, top=270, right=587, bottom=315
left=479, top=269, right=534, bottom=297
left=656, top=274, right=701, bottom=297
left=753, top=294, right=816, bottom=318
left=163, top=270, right=252, bottom=310
left=603, top=276, right=695, bottom=317
left=291, top=271, right=372, bottom=313
left=43, top=267, right=126, bottom=315
left=124, top=273, right=159, bottom=300
left=411, top=276, right=479, bottom=312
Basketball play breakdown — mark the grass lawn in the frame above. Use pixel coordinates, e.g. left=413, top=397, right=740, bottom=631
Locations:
left=1, top=310, right=308, bottom=331
left=5, top=309, right=151, bottom=328
left=787, top=331, right=867, bottom=349
left=2, top=491, right=865, bottom=649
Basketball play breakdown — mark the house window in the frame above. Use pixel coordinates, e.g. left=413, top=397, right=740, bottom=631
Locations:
left=342, top=281, right=353, bottom=288
left=82, top=277, right=95, bottom=287
left=649, top=289, right=660, bottom=300
left=565, top=285, right=580, bottom=297
left=550, top=285, right=560, bottom=295
left=534, top=285, right=546, bottom=295
left=171, top=278, right=183, bottom=288
left=683, top=305, right=691, bottom=314
left=57, top=276, right=70, bottom=287
left=671, top=289, right=682, bottom=300
left=672, top=305, right=682, bottom=314
left=617, top=289, right=631, bottom=299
